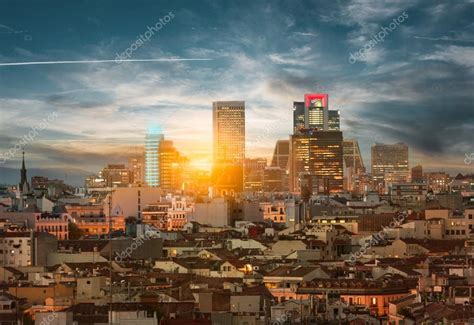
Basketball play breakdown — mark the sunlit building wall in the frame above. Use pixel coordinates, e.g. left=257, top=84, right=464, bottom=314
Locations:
left=212, top=101, right=245, bottom=196
left=159, top=140, right=187, bottom=192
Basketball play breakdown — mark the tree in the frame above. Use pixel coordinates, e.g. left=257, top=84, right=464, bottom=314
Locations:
left=68, top=222, right=84, bottom=240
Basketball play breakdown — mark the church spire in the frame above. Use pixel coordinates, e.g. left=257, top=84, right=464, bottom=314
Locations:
left=19, top=151, right=30, bottom=194
left=22, top=151, right=26, bottom=170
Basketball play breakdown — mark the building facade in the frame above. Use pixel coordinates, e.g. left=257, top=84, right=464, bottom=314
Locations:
left=293, top=101, right=305, bottom=134
left=290, top=130, right=344, bottom=194
left=100, top=164, right=132, bottom=187
left=128, top=154, right=145, bottom=185
left=212, top=101, right=245, bottom=196
left=145, top=127, right=164, bottom=187
left=159, top=140, right=186, bottom=192
left=371, top=143, right=409, bottom=187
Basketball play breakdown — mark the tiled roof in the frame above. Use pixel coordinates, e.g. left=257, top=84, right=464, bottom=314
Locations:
left=401, top=238, right=466, bottom=253
left=265, top=265, right=322, bottom=277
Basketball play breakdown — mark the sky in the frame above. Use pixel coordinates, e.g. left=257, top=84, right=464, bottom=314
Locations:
left=0, top=0, right=473, bottom=182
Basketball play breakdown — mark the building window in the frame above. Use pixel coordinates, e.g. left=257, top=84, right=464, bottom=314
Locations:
left=371, top=297, right=377, bottom=305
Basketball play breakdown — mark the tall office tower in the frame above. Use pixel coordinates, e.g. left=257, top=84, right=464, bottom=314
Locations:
left=245, top=158, right=267, bottom=171
left=145, top=127, right=164, bottom=187
left=100, top=164, right=132, bottom=187
left=328, top=110, right=340, bottom=131
left=270, top=140, right=290, bottom=192
left=371, top=143, right=409, bottom=186
left=289, top=129, right=343, bottom=194
left=271, top=140, right=290, bottom=170
left=244, top=158, right=267, bottom=192
left=305, top=93, right=329, bottom=130
left=212, top=101, right=245, bottom=196
left=343, top=139, right=365, bottom=173
left=411, top=165, right=423, bottom=183
left=343, top=139, right=365, bottom=192
left=293, top=102, right=305, bottom=134
left=31, top=176, right=64, bottom=190
left=263, top=167, right=286, bottom=192
left=128, top=154, right=145, bottom=185
left=159, top=140, right=186, bottom=191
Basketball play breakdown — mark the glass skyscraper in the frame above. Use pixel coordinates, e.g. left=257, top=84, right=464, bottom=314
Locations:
left=305, top=94, right=328, bottom=130
left=145, top=126, right=164, bottom=187
left=212, top=101, right=245, bottom=196
left=371, top=142, right=409, bottom=186
left=293, top=101, right=305, bottom=134
left=328, top=110, right=340, bottom=131
left=289, top=129, right=343, bottom=194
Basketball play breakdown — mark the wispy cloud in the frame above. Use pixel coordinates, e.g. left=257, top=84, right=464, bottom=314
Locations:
left=0, top=58, right=212, bottom=67
left=414, top=35, right=474, bottom=43
left=292, top=31, right=318, bottom=37
left=421, top=45, right=474, bottom=67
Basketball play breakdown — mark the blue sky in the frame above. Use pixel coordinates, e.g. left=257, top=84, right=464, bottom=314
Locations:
left=0, top=0, right=473, bottom=179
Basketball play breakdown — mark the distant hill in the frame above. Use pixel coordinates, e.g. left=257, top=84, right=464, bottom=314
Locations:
left=0, top=166, right=93, bottom=187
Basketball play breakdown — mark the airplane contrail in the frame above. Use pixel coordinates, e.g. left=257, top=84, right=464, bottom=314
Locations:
left=0, top=58, right=212, bottom=67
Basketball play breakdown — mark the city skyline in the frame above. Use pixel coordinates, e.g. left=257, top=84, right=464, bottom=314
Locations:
left=1, top=2, right=474, bottom=323
left=0, top=0, right=473, bottom=182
